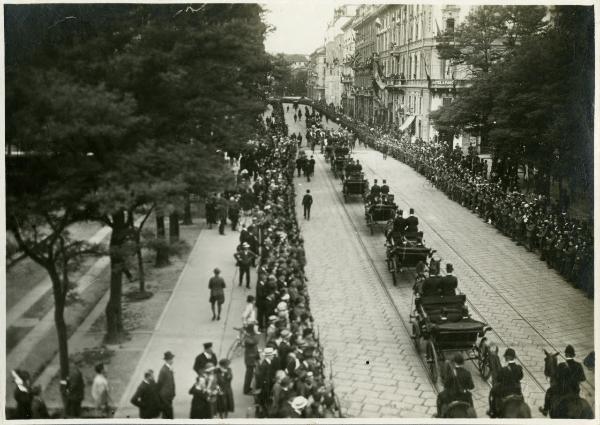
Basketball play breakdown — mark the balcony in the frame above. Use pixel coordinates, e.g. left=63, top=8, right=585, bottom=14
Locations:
left=341, top=74, right=353, bottom=84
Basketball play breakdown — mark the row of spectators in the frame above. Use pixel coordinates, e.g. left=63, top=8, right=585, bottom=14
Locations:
left=233, top=102, right=340, bottom=418
left=304, top=101, right=593, bottom=298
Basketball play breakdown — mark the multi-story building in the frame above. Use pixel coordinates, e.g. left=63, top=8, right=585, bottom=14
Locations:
left=341, top=16, right=356, bottom=116
left=349, top=4, right=474, bottom=145
left=306, top=46, right=326, bottom=101
left=324, top=6, right=357, bottom=109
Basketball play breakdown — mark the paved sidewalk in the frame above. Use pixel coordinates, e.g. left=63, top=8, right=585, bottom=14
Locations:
left=115, top=226, right=255, bottom=419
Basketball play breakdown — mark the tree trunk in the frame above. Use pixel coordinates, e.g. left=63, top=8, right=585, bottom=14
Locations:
left=136, top=240, right=146, bottom=293
left=169, top=212, right=180, bottom=242
left=156, top=215, right=165, bottom=238
left=49, top=268, right=70, bottom=410
left=155, top=214, right=170, bottom=267
left=183, top=193, right=193, bottom=225
left=106, top=210, right=127, bottom=343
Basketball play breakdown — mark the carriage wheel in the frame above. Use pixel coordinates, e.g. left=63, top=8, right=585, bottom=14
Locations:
left=426, top=340, right=439, bottom=384
left=411, top=322, right=421, bottom=353
left=478, top=340, right=492, bottom=380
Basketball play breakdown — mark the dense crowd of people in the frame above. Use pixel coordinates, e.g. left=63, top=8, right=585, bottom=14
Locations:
left=229, top=101, right=340, bottom=418
left=304, top=101, right=594, bottom=299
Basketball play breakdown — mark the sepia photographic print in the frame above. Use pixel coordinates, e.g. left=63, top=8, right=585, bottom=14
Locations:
left=3, top=0, right=596, bottom=421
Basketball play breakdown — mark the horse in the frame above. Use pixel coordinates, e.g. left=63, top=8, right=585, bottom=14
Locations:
left=542, top=350, right=594, bottom=419
left=500, top=394, right=531, bottom=418
left=444, top=401, right=477, bottom=418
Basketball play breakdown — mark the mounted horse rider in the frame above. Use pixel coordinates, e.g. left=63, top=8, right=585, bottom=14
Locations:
left=436, top=353, right=475, bottom=418
left=539, top=344, right=587, bottom=417
left=487, top=348, right=524, bottom=418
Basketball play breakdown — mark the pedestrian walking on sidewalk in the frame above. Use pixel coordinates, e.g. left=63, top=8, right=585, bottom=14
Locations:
left=91, top=363, right=112, bottom=417
left=302, top=190, right=313, bottom=220
left=130, top=369, right=161, bottom=419
left=208, top=268, right=226, bottom=321
left=157, top=351, right=176, bottom=419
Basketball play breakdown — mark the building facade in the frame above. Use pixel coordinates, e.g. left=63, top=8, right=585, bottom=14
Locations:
left=349, top=4, right=474, bottom=145
left=324, top=6, right=357, bottom=109
left=341, top=16, right=356, bottom=116
left=306, top=47, right=326, bottom=101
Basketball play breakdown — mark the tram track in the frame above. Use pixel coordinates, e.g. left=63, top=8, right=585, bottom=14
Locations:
left=357, top=159, right=598, bottom=402
left=316, top=153, right=441, bottom=398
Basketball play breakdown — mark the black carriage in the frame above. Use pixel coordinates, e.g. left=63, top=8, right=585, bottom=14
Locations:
left=343, top=172, right=368, bottom=202
left=385, top=240, right=433, bottom=285
left=332, top=156, right=349, bottom=179
left=409, top=294, right=492, bottom=384
left=365, top=203, right=397, bottom=234
left=324, top=145, right=334, bottom=162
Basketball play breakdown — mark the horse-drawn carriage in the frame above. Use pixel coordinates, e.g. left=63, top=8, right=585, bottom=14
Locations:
left=410, top=293, right=492, bottom=385
left=385, top=238, right=434, bottom=285
left=331, top=146, right=350, bottom=179
left=365, top=201, right=397, bottom=234
left=343, top=172, right=368, bottom=202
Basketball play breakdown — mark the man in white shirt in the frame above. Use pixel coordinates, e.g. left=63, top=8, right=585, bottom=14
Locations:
left=91, top=363, right=111, bottom=417
left=242, top=295, right=257, bottom=327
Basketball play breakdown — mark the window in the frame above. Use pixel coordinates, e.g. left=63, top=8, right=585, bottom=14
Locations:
left=443, top=97, right=453, bottom=107
left=446, top=18, right=455, bottom=34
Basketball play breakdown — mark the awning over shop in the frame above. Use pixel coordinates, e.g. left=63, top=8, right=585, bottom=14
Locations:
left=399, top=115, right=416, bottom=132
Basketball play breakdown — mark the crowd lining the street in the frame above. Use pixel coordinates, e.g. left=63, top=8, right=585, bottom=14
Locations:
left=301, top=101, right=594, bottom=298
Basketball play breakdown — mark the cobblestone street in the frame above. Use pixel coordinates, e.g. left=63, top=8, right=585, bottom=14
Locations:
left=286, top=103, right=594, bottom=418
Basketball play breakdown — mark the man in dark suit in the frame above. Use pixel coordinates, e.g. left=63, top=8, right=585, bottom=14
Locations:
left=243, top=325, right=260, bottom=394
left=439, top=264, right=458, bottom=296
left=130, top=369, right=161, bottom=419
left=193, top=343, right=218, bottom=376
left=540, top=345, right=587, bottom=416
left=502, top=348, right=524, bottom=395
left=370, top=179, right=381, bottom=198
left=65, top=360, right=85, bottom=418
left=557, top=345, right=586, bottom=395
left=405, top=208, right=419, bottom=237
left=381, top=179, right=390, bottom=195
left=157, top=351, right=176, bottom=419
left=255, top=347, right=278, bottom=408
left=421, top=274, right=442, bottom=296
left=302, top=190, right=313, bottom=220
left=234, top=243, right=256, bottom=288
left=437, top=354, right=474, bottom=417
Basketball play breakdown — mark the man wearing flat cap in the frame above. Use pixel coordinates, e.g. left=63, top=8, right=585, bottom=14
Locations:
left=157, top=351, right=176, bottom=419
left=193, top=343, right=218, bottom=376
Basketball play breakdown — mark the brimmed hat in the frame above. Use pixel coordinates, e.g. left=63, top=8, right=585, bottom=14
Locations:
left=163, top=351, right=175, bottom=360
left=277, top=302, right=288, bottom=312
left=203, top=342, right=213, bottom=350
left=281, top=329, right=291, bottom=339
left=291, top=396, right=308, bottom=411
left=268, top=315, right=278, bottom=322
left=242, top=242, right=250, bottom=248
left=263, top=347, right=276, bottom=357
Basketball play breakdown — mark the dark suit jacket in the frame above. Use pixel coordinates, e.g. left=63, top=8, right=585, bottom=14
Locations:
left=157, top=364, right=175, bottom=405
left=392, top=217, right=405, bottom=234
left=557, top=359, right=586, bottom=393
left=405, top=215, right=419, bottom=232
left=381, top=185, right=390, bottom=194
left=422, top=276, right=441, bottom=296
left=244, top=334, right=260, bottom=367
left=440, top=275, right=458, bottom=295
left=130, top=380, right=161, bottom=418
left=194, top=352, right=218, bottom=375
left=302, top=194, right=313, bottom=206
left=503, top=363, right=523, bottom=394
left=447, top=366, right=474, bottom=393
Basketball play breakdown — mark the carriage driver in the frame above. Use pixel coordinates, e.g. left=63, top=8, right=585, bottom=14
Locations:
left=370, top=179, right=381, bottom=198
left=385, top=209, right=405, bottom=245
left=436, top=353, right=475, bottom=417
left=381, top=180, right=390, bottom=195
